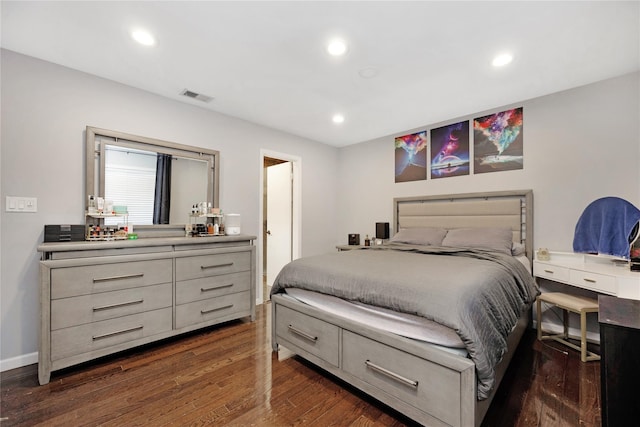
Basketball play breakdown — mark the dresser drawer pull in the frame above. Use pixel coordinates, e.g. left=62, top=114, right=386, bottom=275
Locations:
left=583, top=278, right=597, bottom=283
left=201, top=304, right=233, bottom=315
left=544, top=269, right=555, bottom=274
left=287, top=325, right=318, bottom=342
left=92, top=325, right=143, bottom=341
left=200, top=262, right=233, bottom=270
left=365, top=360, right=419, bottom=389
left=92, top=299, right=144, bottom=312
left=93, top=273, right=144, bottom=283
left=201, top=284, right=234, bottom=292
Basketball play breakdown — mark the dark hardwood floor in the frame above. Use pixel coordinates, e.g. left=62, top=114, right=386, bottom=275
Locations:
left=1, top=302, right=600, bottom=426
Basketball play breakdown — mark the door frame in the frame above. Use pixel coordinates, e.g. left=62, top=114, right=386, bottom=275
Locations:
left=258, top=149, right=302, bottom=304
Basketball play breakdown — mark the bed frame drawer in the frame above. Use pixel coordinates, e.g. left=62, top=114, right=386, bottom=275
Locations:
left=275, top=305, right=340, bottom=367
left=343, top=330, right=462, bottom=427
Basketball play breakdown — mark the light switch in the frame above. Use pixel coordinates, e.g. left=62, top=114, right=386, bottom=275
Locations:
left=6, top=196, right=37, bottom=212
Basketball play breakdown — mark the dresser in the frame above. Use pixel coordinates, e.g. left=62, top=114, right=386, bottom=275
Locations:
left=38, top=235, right=256, bottom=385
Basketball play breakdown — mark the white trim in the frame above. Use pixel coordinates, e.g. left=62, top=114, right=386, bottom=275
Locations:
left=1, top=351, right=38, bottom=372
left=258, top=149, right=302, bottom=304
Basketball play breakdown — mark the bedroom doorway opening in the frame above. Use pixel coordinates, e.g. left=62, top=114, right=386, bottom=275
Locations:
left=260, top=151, right=301, bottom=303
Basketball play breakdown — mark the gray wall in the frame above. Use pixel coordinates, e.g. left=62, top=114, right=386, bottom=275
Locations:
left=2, top=48, right=639, bottom=371
left=0, top=49, right=339, bottom=368
left=337, top=72, right=640, bottom=251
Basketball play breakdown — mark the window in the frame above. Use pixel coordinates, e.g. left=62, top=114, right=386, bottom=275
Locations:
left=104, top=146, right=156, bottom=225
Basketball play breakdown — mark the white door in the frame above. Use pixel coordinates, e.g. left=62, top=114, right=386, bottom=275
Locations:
left=266, top=162, right=293, bottom=295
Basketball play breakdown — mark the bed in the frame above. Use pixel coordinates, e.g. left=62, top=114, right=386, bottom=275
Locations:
left=270, top=190, right=537, bottom=427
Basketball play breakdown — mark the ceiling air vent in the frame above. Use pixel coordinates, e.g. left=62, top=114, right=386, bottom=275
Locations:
left=180, top=89, right=214, bottom=103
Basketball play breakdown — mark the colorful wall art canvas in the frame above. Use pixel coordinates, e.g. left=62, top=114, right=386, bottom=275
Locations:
left=473, top=107, right=524, bottom=174
left=430, top=121, right=470, bottom=179
left=395, top=131, right=427, bottom=183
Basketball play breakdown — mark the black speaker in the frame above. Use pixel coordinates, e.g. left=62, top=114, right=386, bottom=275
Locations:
left=376, top=222, right=390, bottom=240
left=348, top=233, right=360, bottom=245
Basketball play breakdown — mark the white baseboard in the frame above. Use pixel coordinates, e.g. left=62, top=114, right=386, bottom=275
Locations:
left=0, top=352, right=37, bottom=372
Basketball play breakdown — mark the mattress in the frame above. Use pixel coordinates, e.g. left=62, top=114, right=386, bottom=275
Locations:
left=282, top=288, right=468, bottom=356
left=281, top=254, right=531, bottom=353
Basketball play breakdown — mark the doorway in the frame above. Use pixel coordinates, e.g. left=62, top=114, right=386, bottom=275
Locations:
left=260, top=151, right=301, bottom=303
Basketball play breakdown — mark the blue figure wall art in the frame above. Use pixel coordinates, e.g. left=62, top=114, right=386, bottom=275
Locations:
left=395, top=131, right=427, bottom=183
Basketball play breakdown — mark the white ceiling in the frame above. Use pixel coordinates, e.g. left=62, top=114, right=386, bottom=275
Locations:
left=2, top=1, right=639, bottom=147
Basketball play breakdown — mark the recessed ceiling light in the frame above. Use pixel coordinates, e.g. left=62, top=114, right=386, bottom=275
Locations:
left=492, top=53, right=513, bottom=67
left=327, top=39, right=348, bottom=56
left=132, top=29, right=156, bottom=46
left=332, top=114, right=345, bottom=124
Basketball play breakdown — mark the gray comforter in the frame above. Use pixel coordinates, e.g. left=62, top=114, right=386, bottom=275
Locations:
left=270, top=243, right=539, bottom=400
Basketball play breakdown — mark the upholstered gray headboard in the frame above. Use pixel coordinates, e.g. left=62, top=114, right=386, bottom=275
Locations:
left=393, top=190, right=533, bottom=265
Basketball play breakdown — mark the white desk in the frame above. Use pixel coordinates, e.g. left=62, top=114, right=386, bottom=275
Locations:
left=534, top=251, right=640, bottom=300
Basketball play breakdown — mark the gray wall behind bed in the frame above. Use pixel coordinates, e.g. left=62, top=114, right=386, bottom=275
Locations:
left=336, top=71, right=639, bottom=254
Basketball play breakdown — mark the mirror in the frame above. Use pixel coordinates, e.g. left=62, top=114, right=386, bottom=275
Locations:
left=86, top=126, right=219, bottom=231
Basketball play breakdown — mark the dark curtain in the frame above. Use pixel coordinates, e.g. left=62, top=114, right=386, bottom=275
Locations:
left=153, top=154, right=172, bottom=224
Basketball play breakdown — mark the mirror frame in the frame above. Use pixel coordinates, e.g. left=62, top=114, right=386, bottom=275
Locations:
left=85, top=126, right=220, bottom=236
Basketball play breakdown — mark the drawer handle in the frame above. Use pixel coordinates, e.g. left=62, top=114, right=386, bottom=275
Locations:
left=201, top=304, right=233, bottom=315
left=92, top=325, right=143, bottom=341
left=583, top=278, right=597, bottom=283
left=93, top=299, right=144, bottom=312
left=201, top=262, right=233, bottom=270
left=544, top=269, right=555, bottom=274
left=287, top=325, right=318, bottom=342
left=93, top=273, right=144, bottom=283
left=365, top=360, right=419, bottom=389
left=201, top=283, right=234, bottom=292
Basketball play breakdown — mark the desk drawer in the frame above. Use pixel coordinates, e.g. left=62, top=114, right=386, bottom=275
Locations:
left=175, top=291, right=250, bottom=329
left=275, top=305, right=340, bottom=367
left=175, top=252, right=250, bottom=281
left=51, top=307, right=172, bottom=361
left=534, top=262, right=570, bottom=283
left=342, top=331, right=461, bottom=427
left=51, top=259, right=172, bottom=299
left=51, top=283, right=172, bottom=330
left=569, top=270, right=616, bottom=294
left=176, top=271, right=250, bottom=305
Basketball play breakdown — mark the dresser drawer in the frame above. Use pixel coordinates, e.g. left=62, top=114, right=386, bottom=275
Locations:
left=569, top=269, right=616, bottom=294
left=176, top=271, right=250, bottom=305
left=275, top=305, right=340, bottom=367
left=342, top=331, right=461, bottom=427
left=51, top=283, right=172, bottom=330
left=51, top=259, right=172, bottom=299
left=534, top=262, right=570, bottom=283
left=175, top=291, right=250, bottom=329
left=51, top=307, right=172, bottom=361
left=175, top=252, right=250, bottom=281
